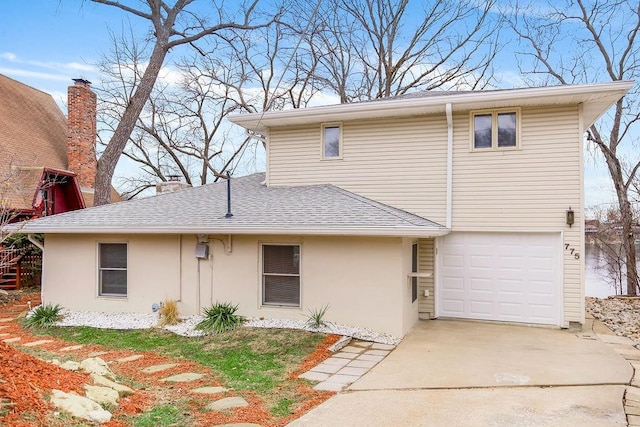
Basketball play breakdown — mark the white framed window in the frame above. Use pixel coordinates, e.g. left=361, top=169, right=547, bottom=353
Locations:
left=262, top=244, right=300, bottom=307
left=471, top=109, right=519, bottom=150
left=98, top=243, right=127, bottom=296
left=322, top=123, right=342, bottom=159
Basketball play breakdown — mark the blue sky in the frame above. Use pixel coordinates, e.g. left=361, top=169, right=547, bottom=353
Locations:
left=0, top=1, right=620, bottom=210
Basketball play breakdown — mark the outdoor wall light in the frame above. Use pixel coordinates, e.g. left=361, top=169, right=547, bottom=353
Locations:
left=566, top=207, right=575, bottom=227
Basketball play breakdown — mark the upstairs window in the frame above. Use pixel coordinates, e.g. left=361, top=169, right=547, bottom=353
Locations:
left=98, top=243, right=127, bottom=296
left=472, top=110, right=519, bottom=150
left=322, top=123, right=342, bottom=159
left=262, top=244, right=301, bottom=307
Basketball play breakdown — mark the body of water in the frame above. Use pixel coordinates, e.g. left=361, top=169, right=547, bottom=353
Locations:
left=585, top=243, right=640, bottom=298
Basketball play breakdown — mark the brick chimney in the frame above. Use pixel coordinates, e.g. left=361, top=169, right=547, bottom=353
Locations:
left=67, top=78, right=97, bottom=189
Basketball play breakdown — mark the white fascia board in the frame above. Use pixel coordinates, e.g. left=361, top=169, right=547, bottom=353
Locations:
left=228, top=81, right=634, bottom=132
left=19, top=225, right=451, bottom=238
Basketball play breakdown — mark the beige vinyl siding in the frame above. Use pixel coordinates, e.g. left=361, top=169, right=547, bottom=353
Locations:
left=268, top=117, right=448, bottom=225
left=418, top=238, right=435, bottom=319
left=451, top=105, right=583, bottom=325
left=451, top=106, right=580, bottom=231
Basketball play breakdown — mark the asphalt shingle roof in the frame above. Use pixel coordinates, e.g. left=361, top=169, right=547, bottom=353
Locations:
left=17, top=173, right=447, bottom=237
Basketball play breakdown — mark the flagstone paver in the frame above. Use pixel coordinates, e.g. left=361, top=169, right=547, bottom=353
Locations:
left=88, top=351, right=109, bottom=357
left=0, top=318, right=14, bottom=323
left=160, top=372, right=203, bottom=382
left=23, top=339, right=53, bottom=347
left=299, top=371, right=330, bottom=382
left=207, top=396, right=249, bottom=411
left=0, top=325, right=8, bottom=330
left=332, top=352, right=359, bottom=360
left=336, top=366, right=369, bottom=376
left=3, top=337, right=20, bottom=343
left=115, top=355, right=143, bottom=363
left=59, top=345, right=84, bottom=352
left=141, top=363, right=178, bottom=374
left=191, top=386, right=229, bottom=394
left=300, top=338, right=396, bottom=392
left=0, top=333, right=10, bottom=338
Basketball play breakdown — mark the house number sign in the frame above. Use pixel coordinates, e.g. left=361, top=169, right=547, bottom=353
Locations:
left=564, top=243, right=580, bottom=260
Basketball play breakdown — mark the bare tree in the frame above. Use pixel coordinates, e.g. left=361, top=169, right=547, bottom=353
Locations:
left=96, top=8, right=321, bottom=198
left=306, top=0, right=501, bottom=103
left=89, top=0, right=276, bottom=205
left=507, top=0, right=640, bottom=295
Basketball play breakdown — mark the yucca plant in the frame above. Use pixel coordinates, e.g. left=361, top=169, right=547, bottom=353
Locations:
left=24, top=303, right=63, bottom=328
left=196, top=302, right=245, bottom=334
left=158, top=299, right=180, bottom=326
left=305, top=304, right=330, bottom=329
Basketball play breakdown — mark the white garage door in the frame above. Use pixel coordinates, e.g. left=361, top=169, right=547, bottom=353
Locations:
left=437, top=232, right=561, bottom=325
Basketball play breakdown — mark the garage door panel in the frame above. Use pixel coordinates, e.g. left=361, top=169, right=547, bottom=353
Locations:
left=438, top=232, right=561, bottom=326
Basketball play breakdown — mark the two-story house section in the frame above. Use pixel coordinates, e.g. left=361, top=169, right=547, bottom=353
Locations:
left=229, top=82, right=632, bottom=330
left=16, top=82, right=630, bottom=339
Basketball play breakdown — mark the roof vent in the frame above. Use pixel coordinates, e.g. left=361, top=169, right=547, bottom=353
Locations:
left=225, top=171, right=233, bottom=218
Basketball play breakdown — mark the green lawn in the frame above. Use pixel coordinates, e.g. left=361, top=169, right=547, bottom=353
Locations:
left=34, top=325, right=326, bottom=420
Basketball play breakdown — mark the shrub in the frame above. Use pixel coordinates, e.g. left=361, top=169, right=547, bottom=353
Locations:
left=196, top=302, right=245, bottom=334
left=158, top=299, right=180, bottom=326
left=305, top=304, right=330, bottom=329
left=24, top=303, right=62, bottom=328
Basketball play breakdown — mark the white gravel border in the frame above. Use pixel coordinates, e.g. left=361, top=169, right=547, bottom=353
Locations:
left=50, top=309, right=401, bottom=345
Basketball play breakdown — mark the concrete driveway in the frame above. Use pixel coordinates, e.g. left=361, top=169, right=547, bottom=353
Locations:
left=290, top=319, right=633, bottom=426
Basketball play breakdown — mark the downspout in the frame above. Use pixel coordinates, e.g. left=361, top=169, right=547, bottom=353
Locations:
left=28, top=234, right=45, bottom=304
left=446, top=103, right=453, bottom=229
left=27, top=234, right=44, bottom=251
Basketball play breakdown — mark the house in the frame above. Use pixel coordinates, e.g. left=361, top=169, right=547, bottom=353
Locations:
left=14, top=81, right=632, bottom=338
left=0, top=74, right=103, bottom=221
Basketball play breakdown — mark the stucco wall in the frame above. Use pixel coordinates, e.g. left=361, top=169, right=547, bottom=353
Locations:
left=42, top=233, right=414, bottom=338
left=42, top=234, right=182, bottom=313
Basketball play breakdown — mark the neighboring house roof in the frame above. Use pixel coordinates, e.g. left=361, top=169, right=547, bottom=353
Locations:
left=15, top=173, right=448, bottom=237
left=0, top=74, right=69, bottom=210
left=228, top=81, right=634, bottom=133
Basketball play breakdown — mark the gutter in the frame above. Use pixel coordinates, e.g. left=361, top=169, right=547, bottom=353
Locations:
left=17, top=226, right=451, bottom=238
left=27, top=234, right=44, bottom=251
left=446, top=103, right=453, bottom=229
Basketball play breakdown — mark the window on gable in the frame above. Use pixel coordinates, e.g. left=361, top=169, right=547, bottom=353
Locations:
left=99, top=243, right=127, bottom=296
left=472, top=110, right=518, bottom=150
left=262, top=244, right=300, bottom=307
left=322, top=123, right=341, bottom=159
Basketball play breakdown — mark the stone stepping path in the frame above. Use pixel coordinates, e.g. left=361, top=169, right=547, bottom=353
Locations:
left=140, top=363, right=177, bottom=374
left=0, top=318, right=15, bottom=323
left=588, top=313, right=640, bottom=426
left=160, top=372, right=203, bottom=382
left=192, top=386, right=228, bottom=394
left=23, top=339, right=53, bottom=347
left=115, top=354, right=143, bottom=363
left=206, top=396, right=248, bottom=411
left=3, top=337, right=21, bottom=343
left=299, top=339, right=395, bottom=392
left=59, top=344, right=84, bottom=352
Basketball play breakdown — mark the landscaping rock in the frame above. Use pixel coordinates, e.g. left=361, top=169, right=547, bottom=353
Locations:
left=90, top=373, right=134, bottom=397
left=206, top=396, right=249, bottom=411
left=84, top=385, right=119, bottom=406
left=80, top=357, right=116, bottom=380
left=50, top=389, right=112, bottom=424
left=60, top=361, right=81, bottom=371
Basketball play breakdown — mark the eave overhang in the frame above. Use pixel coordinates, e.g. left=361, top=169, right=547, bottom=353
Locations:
left=228, top=81, right=634, bottom=133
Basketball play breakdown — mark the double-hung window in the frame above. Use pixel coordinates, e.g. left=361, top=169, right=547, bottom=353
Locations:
left=98, top=243, right=127, bottom=296
left=322, top=123, right=342, bottom=159
left=472, top=109, right=519, bottom=150
left=262, top=244, right=300, bottom=306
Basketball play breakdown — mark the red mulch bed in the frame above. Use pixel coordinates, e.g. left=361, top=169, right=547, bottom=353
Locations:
left=0, top=291, right=338, bottom=426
